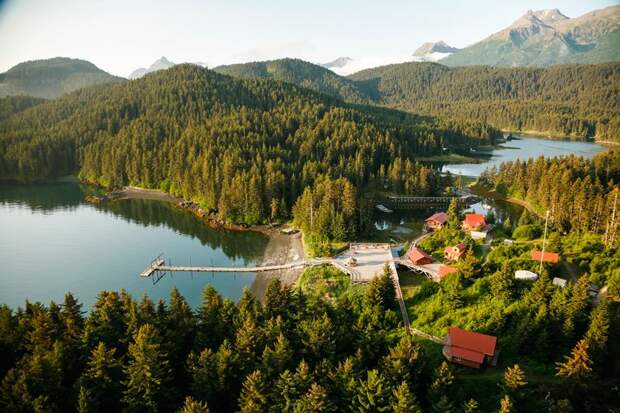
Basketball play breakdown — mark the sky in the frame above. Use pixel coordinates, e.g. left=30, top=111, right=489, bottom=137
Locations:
left=0, top=0, right=617, bottom=77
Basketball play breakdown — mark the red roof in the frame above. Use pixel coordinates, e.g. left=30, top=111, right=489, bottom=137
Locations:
left=426, top=212, right=448, bottom=224
left=448, top=326, right=497, bottom=357
left=450, top=346, right=485, bottom=364
left=408, top=247, right=432, bottom=262
left=438, top=264, right=458, bottom=278
left=463, top=213, right=485, bottom=229
left=531, top=250, right=560, bottom=263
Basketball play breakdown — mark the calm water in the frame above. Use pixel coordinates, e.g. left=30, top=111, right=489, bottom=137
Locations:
left=0, top=182, right=268, bottom=309
left=441, top=135, right=604, bottom=176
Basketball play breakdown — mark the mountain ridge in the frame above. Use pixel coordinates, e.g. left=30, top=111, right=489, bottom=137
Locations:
left=0, top=57, right=122, bottom=99
left=441, top=5, right=620, bottom=67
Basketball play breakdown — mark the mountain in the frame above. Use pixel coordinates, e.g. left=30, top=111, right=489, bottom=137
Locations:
left=128, top=56, right=176, bottom=79
left=320, top=57, right=353, bottom=70
left=213, top=58, right=370, bottom=103
left=412, top=41, right=459, bottom=61
left=441, top=5, right=620, bottom=67
left=0, top=57, right=122, bottom=99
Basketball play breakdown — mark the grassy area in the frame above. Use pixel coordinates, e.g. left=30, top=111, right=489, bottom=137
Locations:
left=297, top=265, right=365, bottom=301
left=414, top=153, right=483, bottom=164
left=398, top=271, right=428, bottom=300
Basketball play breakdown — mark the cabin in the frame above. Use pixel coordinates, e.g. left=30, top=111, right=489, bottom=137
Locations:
left=443, top=327, right=498, bottom=369
left=425, top=212, right=448, bottom=231
left=553, top=277, right=567, bottom=288
left=437, top=264, right=458, bottom=281
left=444, top=244, right=467, bottom=261
left=531, top=250, right=560, bottom=263
left=515, top=270, right=538, bottom=281
left=462, top=213, right=486, bottom=231
left=407, top=246, right=433, bottom=265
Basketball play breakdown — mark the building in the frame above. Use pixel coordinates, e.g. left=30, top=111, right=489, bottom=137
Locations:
left=444, top=244, right=467, bottom=261
left=443, top=327, right=498, bottom=369
left=531, top=250, right=560, bottom=263
left=437, top=264, right=458, bottom=281
left=425, top=212, right=448, bottom=231
left=462, top=213, right=486, bottom=231
left=407, top=246, right=433, bottom=265
left=515, top=270, right=538, bottom=281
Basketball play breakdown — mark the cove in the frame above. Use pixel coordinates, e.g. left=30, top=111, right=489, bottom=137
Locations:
left=0, top=181, right=268, bottom=309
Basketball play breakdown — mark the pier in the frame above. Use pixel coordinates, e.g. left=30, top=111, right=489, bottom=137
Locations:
left=140, top=244, right=442, bottom=343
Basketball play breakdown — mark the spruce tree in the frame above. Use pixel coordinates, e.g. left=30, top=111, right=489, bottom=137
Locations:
left=353, top=370, right=391, bottom=412
left=556, top=339, right=592, bottom=381
left=237, top=370, right=268, bottom=413
left=391, top=382, right=422, bottom=413
left=178, top=397, right=210, bottom=413
left=122, top=324, right=171, bottom=413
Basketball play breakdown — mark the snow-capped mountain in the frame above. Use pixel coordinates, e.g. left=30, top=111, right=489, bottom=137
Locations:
left=128, top=57, right=176, bottom=79
left=411, top=41, right=459, bottom=62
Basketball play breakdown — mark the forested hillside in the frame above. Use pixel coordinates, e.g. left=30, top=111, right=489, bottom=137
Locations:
left=213, top=58, right=369, bottom=104
left=350, top=62, right=620, bottom=142
left=0, top=96, right=45, bottom=122
left=0, top=64, right=498, bottom=225
left=0, top=58, right=123, bottom=99
left=212, top=58, right=620, bottom=142
left=480, top=149, right=620, bottom=239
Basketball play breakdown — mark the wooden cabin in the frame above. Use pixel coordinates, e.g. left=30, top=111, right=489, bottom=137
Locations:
left=425, top=212, right=448, bottom=231
left=443, top=327, right=498, bottom=369
left=462, top=213, right=486, bottom=231
left=407, top=246, right=433, bottom=265
left=444, top=244, right=467, bottom=261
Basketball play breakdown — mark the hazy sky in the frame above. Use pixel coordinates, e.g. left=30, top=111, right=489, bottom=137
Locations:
left=0, top=0, right=617, bottom=76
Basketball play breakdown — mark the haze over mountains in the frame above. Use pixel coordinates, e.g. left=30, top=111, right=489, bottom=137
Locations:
left=128, top=57, right=176, bottom=79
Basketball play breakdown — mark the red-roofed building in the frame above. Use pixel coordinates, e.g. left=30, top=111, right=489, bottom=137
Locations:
left=407, top=246, right=433, bottom=265
left=462, top=213, right=486, bottom=231
left=437, top=264, right=458, bottom=280
left=443, top=327, right=498, bottom=369
left=444, top=244, right=467, bottom=261
left=531, top=250, right=560, bottom=263
left=425, top=212, right=448, bottom=231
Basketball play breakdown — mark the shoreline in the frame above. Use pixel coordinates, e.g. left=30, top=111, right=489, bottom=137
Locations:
left=83, top=182, right=306, bottom=300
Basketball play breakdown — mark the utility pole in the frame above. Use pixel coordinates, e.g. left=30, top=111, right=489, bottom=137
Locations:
left=540, top=209, right=550, bottom=275
left=606, top=189, right=618, bottom=247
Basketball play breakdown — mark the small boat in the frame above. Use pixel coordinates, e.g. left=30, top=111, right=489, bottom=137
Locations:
left=376, top=204, right=393, bottom=213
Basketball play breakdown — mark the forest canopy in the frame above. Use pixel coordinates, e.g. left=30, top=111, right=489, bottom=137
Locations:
left=0, top=64, right=499, bottom=225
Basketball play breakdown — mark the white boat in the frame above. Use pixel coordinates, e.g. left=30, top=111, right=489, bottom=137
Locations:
left=376, top=204, right=393, bottom=213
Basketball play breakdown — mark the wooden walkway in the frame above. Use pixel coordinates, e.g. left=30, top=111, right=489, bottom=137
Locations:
left=141, top=248, right=442, bottom=344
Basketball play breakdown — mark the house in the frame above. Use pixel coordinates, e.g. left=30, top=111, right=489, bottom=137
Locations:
left=407, top=246, right=433, bottom=265
left=462, top=213, right=486, bottom=231
left=515, top=270, right=538, bottom=281
left=531, top=250, right=560, bottom=263
left=425, top=212, right=448, bottom=231
left=553, top=277, right=567, bottom=288
left=437, top=264, right=458, bottom=281
left=444, top=244, right=467, bottom=261
left=443, top=327, right=498, bottom=369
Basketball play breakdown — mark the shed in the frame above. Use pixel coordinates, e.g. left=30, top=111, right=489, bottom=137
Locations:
left=443, top=327, right=498, bottom=369
left=515, top=270, right=538, bottom=281
left=531, top=250, right=560, bottom=263
left=553, top=277, right=567, bottom=288
left=407, top=246, right=433, bottom=265
left=425, top=212, right=448, bottom=230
